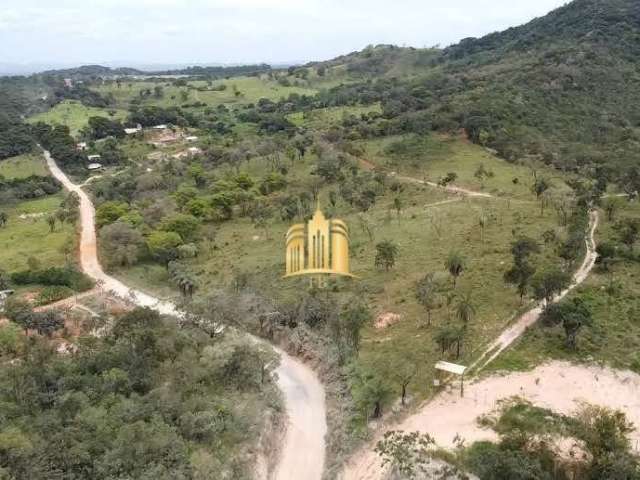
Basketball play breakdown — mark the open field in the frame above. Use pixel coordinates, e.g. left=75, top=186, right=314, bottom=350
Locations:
left=286, top=104, right=382, bottom=128
left=488, top=199, right=640, bottom=374
left=92, top=75, right=318, bottom=109
left=358, top=134, right=574, bottom=198
left=0, top=152, right=47, bottom=178
left=0, top=194, right=75, bottom=272
left=27, top=100, right=127, bottom=136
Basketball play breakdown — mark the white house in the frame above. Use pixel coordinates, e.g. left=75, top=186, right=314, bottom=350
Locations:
left=87, top=154, right=101, bottom=161
left=77, top=142, right=87, bottom=151
left=87, top=163, right=103, bottom=171
left=185, top=135, right=199, bottom=142
left=152, top=124, right=168, bottom=130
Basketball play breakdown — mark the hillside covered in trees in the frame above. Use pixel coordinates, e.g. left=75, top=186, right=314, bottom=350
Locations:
left=308, top=0, right=640, bottom=188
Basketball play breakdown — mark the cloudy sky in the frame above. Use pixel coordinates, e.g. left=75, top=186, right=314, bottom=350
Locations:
left=0, top=0, right=569, bottom=68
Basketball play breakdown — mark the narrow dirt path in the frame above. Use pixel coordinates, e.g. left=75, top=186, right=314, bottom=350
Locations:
left=340, top=176, right=601, bottom=479
left=44, top=150, right=327, bottom=480
left=470, top=209, right=599, bottom=372
left=357, top=156, right=493, bottom=198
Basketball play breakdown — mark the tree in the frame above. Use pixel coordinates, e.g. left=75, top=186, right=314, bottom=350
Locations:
left=504, top=237, right=540, bottom=301
left=434, top=324, right=465, bottom=358
left=349, top=363, right=392, bottom=420
left=541, top=297, right=592, bottom=350
left=392, top=363, right=417, bottom=406
left=168, top=263, right=197, bottom=299
left=100, top=222, right=144, bottom=268
left=375, top=240, right=399, bottom=271
left=146, top=230, right=183, bottom=267
left=159, top=213, right=200, bottom=241
left=455, top=292, right=476, bottom=326
left=393, top=196, right=403, bottom=221
left=445, top=251, right=466, bottom=287
left=616, top=218, right=639, bottom=254
left=603, top=197, right=622, bottom=222
left=3, top=298, right=34, bottom=333
left=415, top=273, right=440, bottom=326
left=574, top=404, right=637, bottom=477
left=375, top=431, right=435, bottom=479
left=0, top=211, right=7, bottom=227
left=596, top=242, right=617, bottom=271
left=340, top=303, right=371, bottom=355
left=96, top=201, right=129, bottom=227
left=46, top=214, right=56, bottom=233
left=531, top=268, right=571, bottom=305
left=532, top=177, right=551, bottom=215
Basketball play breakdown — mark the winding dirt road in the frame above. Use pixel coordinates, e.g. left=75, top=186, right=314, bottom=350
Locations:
left=44, top=151, right=327, bottom=480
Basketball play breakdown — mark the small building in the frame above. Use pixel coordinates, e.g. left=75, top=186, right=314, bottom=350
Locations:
left=185, top=135, right=199, bottom=142
left=87, top=154, right=101, bottom=161
left=87, top=163, right=103, bottom=171
left=188, top=147, right=202, bottom=155
left=77, top=142, right=87, bottom=151
left=152, top=124, right=168, bottom=130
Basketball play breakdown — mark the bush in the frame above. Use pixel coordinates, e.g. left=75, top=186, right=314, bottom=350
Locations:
left=11, top=267, right=94, bottom=291
left=36, top=285, right=75, bottom=305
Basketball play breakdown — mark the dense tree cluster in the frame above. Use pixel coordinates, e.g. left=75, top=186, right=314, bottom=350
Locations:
left=0, top=174, right=61, bottom=201
left=0, top=307, right=279, bottom=479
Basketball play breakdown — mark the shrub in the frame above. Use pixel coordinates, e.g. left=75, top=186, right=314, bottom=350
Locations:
left=11, top=267, right=94, bottom=292
left=36, top=285, right=75, bottom=305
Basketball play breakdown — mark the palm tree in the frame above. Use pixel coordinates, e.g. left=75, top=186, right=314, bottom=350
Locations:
left=456, top=292, right=476, bottom=327
left=415, top=273, right=440, bottom=326
left=445, top=251, right=466, bottom=288
left=46, top=215, right=56, bottom=233
left=375, top=240, right=399, bottom=271
left=0, top=212, right=7, bottom=228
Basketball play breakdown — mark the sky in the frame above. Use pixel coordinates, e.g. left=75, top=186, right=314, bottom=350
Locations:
left=0, top=0, right=570, bottom=69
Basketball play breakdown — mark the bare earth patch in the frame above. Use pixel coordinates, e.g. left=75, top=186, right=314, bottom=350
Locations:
left=341, top=361, right=640, bottom=480
left=374, top=312, right=402, bottom=329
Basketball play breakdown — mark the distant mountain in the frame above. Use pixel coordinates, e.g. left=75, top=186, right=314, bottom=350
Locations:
left=38, top=63, right=272, bottom=79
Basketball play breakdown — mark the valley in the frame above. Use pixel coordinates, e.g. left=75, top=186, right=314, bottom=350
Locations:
left=0, top=0, right=639, bottom=479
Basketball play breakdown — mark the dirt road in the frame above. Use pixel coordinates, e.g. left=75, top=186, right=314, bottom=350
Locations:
left=341, top=361, right=640, bottom=480
left=340, top=197, right=602, bottom=480
left=357, top=156, right=493, bottom=198
left=44, top=150, right=327, bottom=480
left=470, top=209, right=600, bottom=372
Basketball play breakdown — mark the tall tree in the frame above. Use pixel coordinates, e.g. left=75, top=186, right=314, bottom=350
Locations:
left=445, top=251, right=466, bottom=288
left=415, top=273, right=440, bottom=326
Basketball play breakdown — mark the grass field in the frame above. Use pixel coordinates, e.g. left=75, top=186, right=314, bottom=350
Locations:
left=0, top=194, right=75, bottom=272
left=93, top=75, right=318, bottom=109
left=358, top=134, right=575, bottom=199
left=0, top=152, right=47, bottom=179
left=27, top=100, right=127, bottom=136
left=109, top=135, right=571, bottom=401
left=488, top=200, right=640, bottom=374
left=286, top=104, right=382, bottom=128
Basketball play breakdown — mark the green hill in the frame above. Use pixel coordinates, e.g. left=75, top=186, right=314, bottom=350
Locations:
left=310, top=0, right=640, bottom=191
